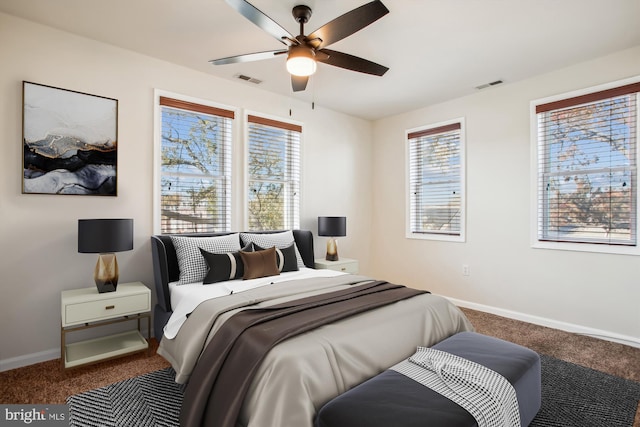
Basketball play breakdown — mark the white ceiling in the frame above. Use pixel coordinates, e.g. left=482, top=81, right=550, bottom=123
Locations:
left=1, top=0, right=639, bottom=120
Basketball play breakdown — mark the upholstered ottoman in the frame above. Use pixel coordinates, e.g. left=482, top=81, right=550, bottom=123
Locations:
left=315, top=332, right=541, bottom=427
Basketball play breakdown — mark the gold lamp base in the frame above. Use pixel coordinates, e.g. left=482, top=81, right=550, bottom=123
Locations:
left=325, top=237, right=339, bottom=261
left=94, top=253, right=119, bottom=293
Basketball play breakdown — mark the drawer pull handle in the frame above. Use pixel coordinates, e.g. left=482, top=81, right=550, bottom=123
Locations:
left=341, top=267, right=346, bottom=271
left=105, top=305, right=115, bottom=310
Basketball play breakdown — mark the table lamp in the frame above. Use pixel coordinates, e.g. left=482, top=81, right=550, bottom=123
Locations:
left=318, top=216, right=346, bottom=261
left=78, top=218, right=133, bottom=293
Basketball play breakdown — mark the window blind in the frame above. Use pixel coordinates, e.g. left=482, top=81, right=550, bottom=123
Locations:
left=536, top=84, right=638, bottom=245
left=247, top=115, right=301, bottom=231
left=159, top=96, right=233, bottom=233
left=408, top=122, right=463, bottom=237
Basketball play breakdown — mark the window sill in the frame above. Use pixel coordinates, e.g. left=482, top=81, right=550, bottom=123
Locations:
left=407, top=232, right=465, bottom=243
left=532, top=240, right=640, bottom=256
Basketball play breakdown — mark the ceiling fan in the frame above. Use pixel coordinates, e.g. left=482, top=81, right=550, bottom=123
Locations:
left=210, top=0, right=390, bottom=92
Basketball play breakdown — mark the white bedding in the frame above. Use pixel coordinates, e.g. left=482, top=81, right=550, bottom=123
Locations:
left=164, top=267, right=344, bottom=339
left=158, top=273, right=474, bottom=426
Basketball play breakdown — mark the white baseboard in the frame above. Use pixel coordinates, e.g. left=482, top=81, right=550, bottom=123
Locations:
left=2, top=302, right=638, bottom=372
left=448, top=297, right=640, bottom=349
left=0, top=348, right=60, bottom=372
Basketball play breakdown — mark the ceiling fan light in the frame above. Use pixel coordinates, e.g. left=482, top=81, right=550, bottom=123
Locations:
left=287, top=57, right=316, bottom=76
left=286, top=46, right=317, bottom=77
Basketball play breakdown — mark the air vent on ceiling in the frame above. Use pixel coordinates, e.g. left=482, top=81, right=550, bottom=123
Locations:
left=235, top=74, right=262, bottom=84
left=475, top=80, right=504, bottom=90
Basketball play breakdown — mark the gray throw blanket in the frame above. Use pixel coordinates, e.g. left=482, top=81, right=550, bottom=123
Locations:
left=392, top=347, right=521, bottom=427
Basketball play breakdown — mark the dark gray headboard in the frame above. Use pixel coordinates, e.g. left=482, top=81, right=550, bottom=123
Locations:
left=150, top=230, right=314, bottom=340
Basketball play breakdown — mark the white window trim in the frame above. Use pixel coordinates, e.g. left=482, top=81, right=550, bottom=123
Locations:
left=405, top=117, right=466, bottom=243
left=242, top=110, right=303, bottom=231
left=152, top=89, right=240, bottom=234
left=529, top=76, right=640, bottom=256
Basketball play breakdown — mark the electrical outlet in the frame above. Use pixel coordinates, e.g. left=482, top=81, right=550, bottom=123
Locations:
left=462, top=265, right=470, bottom=276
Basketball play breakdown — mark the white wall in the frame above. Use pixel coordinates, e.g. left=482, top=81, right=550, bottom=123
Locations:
left=371, top=46, right=640, bottom=346
left=0, top=12, right=373, bottom=369
left=2, top=10, right=638, bottom=371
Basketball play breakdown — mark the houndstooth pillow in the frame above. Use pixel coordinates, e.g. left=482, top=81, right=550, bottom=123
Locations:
left=240, top=231, right=304, bottom=268
left=171, top=234, right=241, bottom=285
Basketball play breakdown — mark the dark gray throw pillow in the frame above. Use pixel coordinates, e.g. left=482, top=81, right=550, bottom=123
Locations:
left=254, top=242, right=299, bottom=273
left=200, top=243, right=252, bottom=284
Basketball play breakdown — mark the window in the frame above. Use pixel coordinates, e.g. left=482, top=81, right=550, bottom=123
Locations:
left=407, top=119, right=465, bottom=241
left=534, top=81, right=639, bottom=250
left=246, top=115, right=301, bottom=231
left=158, top=96, right=233, bottom=233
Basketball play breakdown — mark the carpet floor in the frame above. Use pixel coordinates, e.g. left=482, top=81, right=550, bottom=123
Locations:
left=1, top=307, right=638, bottom=424
left=65, top=354, right=640, bottom=427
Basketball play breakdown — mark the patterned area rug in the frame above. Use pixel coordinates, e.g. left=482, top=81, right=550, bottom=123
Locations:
left=67, top=368, right=184, bottom=427
left=68, top=355, right=640, bottom=427
left=531, top=355, right=640, bottom=427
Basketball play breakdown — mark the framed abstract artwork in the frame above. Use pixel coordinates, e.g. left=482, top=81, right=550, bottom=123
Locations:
left=22, top=81, right=118, bottom=195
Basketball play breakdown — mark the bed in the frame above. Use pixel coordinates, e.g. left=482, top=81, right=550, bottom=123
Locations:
left=150, top=229, right=474, bottom=427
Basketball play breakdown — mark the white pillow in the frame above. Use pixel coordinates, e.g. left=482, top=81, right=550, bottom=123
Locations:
left=240, top=231, right=304, bottom=268
left=171, top=234, right=241, bottom=285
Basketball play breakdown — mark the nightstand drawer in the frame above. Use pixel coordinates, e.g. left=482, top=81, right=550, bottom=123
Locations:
left=333, top=262, right=358, bottom=274
left=314, top=258, right=359, bottom=274
left=64, top=293, right=150, bottom=326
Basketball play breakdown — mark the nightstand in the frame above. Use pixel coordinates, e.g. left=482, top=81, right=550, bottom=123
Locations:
left=314, top=258, right=359, bottom=274
left=60, top=281, right=151, bottom=370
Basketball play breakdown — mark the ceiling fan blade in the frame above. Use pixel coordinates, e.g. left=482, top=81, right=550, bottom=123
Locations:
left=291, top=75, right=309, bottom=92
left=317, top=49, right=389, bottom=76
left=210, top=49, right=288, bottom=65
left=225, top=0, right=295, bottom=46
left=306, top=0, right=389, bottom=49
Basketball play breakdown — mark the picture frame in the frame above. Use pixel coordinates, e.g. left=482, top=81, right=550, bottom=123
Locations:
left=22, top=81, right=118, bottom=196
